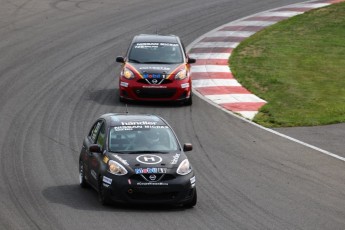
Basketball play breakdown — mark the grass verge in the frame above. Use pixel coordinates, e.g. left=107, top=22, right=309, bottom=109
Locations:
left=230, top=2, right=345, bottom=127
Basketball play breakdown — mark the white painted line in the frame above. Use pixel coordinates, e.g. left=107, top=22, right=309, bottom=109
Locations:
left=193, top=79, right=241, bottom=88
left=237, top=111, right=258, bottom=120
left=191, top=65, right=230, bottom=73
left=194, top=83, right=345, bottom=163
left=189, top=53, right=230, bottom=59
left=210, top=31, right=256, bottom=37
left=187, top=0, right=345, bottom=163
left=260, top=11, right=304, bottom=17
left=293, top=3, right=330, bottom=8
left=227, top=20, right=277, bottom=27
left=205, top=94, right=266, bottom=104
left=192, top=42, right=239, bottom=48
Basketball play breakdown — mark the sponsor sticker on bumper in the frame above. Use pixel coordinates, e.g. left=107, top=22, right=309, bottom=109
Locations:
left=120, top=81, right=129, bottom=87
left=103, top=176, right=112, bottom=185
left=181, top=83, right=190, bottom=88
left=190, top=176, right=196, bottom=188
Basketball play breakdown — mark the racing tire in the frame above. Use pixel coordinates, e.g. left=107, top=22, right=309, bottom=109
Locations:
left=79, top=161, right=89, bottom=188
left=98, top=177, right=111, bottom=206
left=184, top=189, right=197, bottom=208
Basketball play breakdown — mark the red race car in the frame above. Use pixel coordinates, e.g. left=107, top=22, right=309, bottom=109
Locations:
left=116, top=34, right=196, bottom=105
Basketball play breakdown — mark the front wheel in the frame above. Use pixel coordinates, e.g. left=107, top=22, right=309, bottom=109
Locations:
left=79, top=161, right=89, bottom=188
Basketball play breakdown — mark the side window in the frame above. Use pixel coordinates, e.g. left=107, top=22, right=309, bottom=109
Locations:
left=96, top=123, right=106, bottom=150
left=89, top=121, right=103, bottom=142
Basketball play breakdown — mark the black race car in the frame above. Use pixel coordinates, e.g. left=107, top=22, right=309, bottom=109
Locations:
left=79, top=113, right=197, bottom=207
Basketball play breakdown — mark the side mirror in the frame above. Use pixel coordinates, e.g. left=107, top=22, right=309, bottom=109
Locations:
left=116, top=56, right=125, bottom=63
left=183, top=143, right=193, bottom=152
left=187, top=58, right=196, bottom=64
left=89, top=144, right=102, bottom=153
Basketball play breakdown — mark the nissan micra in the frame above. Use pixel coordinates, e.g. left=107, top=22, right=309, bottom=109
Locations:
left=116, top=34, right=196, bottom=105
left=79, top=113, right=197, bottom=207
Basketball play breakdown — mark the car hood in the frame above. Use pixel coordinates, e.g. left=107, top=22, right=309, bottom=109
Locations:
left=109, top=151, right=185, bottom=169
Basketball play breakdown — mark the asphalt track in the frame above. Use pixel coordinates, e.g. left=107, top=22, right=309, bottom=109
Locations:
left=0, top=0, right=344, bottom=229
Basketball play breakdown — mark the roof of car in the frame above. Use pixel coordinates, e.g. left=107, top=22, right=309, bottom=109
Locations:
left=132, top=34, right=180, bottom=44
left=100, top=113, right=167, bottom=126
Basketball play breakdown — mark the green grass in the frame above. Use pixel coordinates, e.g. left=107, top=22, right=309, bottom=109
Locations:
left=230, top=2, right=345, bottom=127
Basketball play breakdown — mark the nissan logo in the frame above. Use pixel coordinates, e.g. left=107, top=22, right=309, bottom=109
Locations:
left=152, top=79, right=158, bottom=84
left=136, top=154, right=162, bottom=165
left=149, top=174, right=157, bottom=181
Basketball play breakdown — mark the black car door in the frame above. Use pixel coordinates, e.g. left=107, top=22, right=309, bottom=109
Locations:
left=87, top=120, right=106, bottom=188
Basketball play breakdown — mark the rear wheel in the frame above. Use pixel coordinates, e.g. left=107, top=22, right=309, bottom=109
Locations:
left=98, top=176, right=111, bottom=206
left=79, top=161, right=88, bottom=188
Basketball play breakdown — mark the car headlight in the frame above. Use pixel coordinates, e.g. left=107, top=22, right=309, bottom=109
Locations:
left=176, top=159, right=192, bottom=175
left=122, top=67, right=134, bottom=79
left=175, top=69, right=188, bottom=80
left=108, top=160, right=128, bottom=175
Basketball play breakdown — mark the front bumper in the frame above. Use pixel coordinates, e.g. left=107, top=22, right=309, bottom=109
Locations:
left=119, top=79, right=191, bottom=102
left=102, top=172, right=196, bottom=205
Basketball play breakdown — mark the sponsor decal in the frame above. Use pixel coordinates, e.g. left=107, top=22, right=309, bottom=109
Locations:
left=190, top=176, right=196, bottom=184
left=103, top=176, right=112, bottom=185
left=139, top=66, right=171, bottom=71
left=103, top=156, right=109, bottom=164
left=91, top=170, right=97, bottom=180
left=121, top=121, right=157, bottom=126
left=113, top=124, right=168, bottom=131
left=134, top=42, right=178, bottom=49
left=170, top=153, right=180, bottom=164
left=103, top=183, right=110, bottom=188
left=181, top=83, right=190, bottom=89
left=137, top=182, right=168, bottom=186
left=190, top=176, right=196, bottom=188
left=120, top=81, right=129, bottom=87
left=158, top=168, right=167, bottom=173
left=135, top=167, right=167, bottom=174
left=136, top=155, right=162, bottom=165
left=142, top=85, right=167, bottom=88
left=114, top=155, right=129, bottom=166
left=143, top=73, right=166, bottom=79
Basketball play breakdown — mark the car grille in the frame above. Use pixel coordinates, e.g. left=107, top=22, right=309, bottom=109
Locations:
left=137, top=79, right=173, bottom=84
left=130, top=174, right=176, bottom=182
left=133, top=88, right=177, bottom=98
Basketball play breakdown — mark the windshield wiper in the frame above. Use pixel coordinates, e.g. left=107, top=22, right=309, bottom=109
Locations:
left=109, top=151, right=127, bottom=154
left=141, top=61, right=173, bottom=64
left=128, top=150, right=168, bottom=154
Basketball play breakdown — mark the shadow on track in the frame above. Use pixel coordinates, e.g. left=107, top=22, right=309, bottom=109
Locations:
left=42, top=184, right=192, bottom=212
left=87, top=88, right=189, bottom=108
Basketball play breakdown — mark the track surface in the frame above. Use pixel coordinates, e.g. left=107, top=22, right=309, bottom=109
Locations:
left=1, top=0, right=344, bottom=229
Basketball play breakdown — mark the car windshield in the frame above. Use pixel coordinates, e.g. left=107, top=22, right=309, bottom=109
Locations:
left=108, top=124, right=179, bottom=153
left=128, top=42, right=184, bottom=64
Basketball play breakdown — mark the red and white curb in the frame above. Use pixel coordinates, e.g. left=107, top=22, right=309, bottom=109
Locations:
left=188, top=0, right=343, bottom=120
